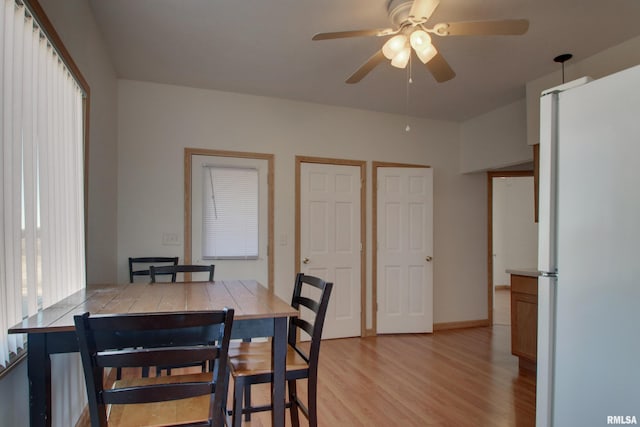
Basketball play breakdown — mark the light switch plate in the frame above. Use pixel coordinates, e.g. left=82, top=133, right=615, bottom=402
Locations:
left=162, top=232, right=181, bottom=246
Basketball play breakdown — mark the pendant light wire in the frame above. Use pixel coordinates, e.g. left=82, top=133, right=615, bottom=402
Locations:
left=405, top=55, right=413, bottom=132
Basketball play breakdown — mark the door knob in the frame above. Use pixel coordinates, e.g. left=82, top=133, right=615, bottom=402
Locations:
left=426, top=256, right=433, bottom=262
left=303, top=257, right=310, bottom=264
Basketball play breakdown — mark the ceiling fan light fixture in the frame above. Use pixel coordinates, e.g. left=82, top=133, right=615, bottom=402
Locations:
left=390, top=46, right=411, bottom=68
left=409, top=29, right=431, bottom=51
left=382, top=34, right=408, bottom=60
left=415, top=43, right=437, bottom=64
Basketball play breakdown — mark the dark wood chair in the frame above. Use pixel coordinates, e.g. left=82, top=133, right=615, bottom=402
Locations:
left=228, top=273, right=333, bottom=427
left=149, top=264, right=216, bottom=376
left=150, top=264, right=215, bottom=283
left=74, top=309, right=234, bottom=427
left=129, top=256, right=179, bottom=282
left=123, top=257, right=180, bottom=379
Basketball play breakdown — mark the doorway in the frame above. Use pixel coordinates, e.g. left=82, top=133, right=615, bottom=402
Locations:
left=487, top=171, right=536, bottom=325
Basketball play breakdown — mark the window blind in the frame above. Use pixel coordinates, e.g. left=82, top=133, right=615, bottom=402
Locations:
left=202, top=166, right=258, bottom=259
left=0, top=0, right=86, bottom=372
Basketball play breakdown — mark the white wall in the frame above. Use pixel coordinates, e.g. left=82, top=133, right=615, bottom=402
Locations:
left=0, top=1, right=118, bottom=426
left=0, top=362, right=28, bottom=425
left=460, top=99, right=531, bottom=173
left=116, top=80, right=488, bottom=326
left=492, top=177, right=538, bottom=287
left=504, top=178, right=538, bottom=269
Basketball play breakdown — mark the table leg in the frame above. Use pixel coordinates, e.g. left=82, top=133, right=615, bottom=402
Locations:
left=271, top=316, right=287, bottom=427
left=28, top=333, right=51, bottom=427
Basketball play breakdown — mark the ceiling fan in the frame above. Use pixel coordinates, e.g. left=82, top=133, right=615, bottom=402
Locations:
left=312, top=0, right=529, bottom=83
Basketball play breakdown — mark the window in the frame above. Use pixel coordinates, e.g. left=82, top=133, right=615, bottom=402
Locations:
left=185, top=149, right=273, bottom=289
left=202, top=166, right=258, bottom=259
left=0, top=0, right=87, bottom=374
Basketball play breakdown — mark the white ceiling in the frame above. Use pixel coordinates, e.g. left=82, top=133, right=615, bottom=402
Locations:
left=88, top=0, right=640, bottom=122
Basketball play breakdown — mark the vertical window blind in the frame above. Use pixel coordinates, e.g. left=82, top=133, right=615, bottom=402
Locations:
left=0, top=0, right=86, bottom=373
left=202, top=166, right=259, bottom=259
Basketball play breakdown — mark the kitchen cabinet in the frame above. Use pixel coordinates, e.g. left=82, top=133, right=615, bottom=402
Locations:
left=507, top=270, right=539, bottom=371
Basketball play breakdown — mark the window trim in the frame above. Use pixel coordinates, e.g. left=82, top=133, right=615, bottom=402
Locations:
left=184, top=148, right=274, bottom=290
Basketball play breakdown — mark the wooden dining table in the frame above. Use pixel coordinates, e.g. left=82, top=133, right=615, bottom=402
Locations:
left=8, top=279, right=298, bottom=427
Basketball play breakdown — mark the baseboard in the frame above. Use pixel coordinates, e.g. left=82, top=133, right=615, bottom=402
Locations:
left=495, top=285, right=511, bottom=290
left=433, top=319, right=490, bottom=331
left=366, top=319, right=491, bottom=335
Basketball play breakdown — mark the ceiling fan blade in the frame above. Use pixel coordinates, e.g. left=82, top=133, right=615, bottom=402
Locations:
left=425, top=52, right=456, bottom=82
left=434, top=19, right=529, bottom=36
left=409, top=0, right=441, bottom=21
left=312, top=29, right=391, bottom=40
left=346, top=50, right=387, bottom=84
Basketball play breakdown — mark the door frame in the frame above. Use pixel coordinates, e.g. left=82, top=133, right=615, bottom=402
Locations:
left=184, top=148, right=274, bottom=290
left=295, top=156, right=367, bottom=337
left=486, top=170, right=534, bottom=325
left=372, top=161, right=431, bottom=335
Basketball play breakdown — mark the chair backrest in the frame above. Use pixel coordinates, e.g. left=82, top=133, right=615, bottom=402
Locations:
left=129, top=256, right=179, bottom=282
left=150, top=264, right=215, bottom=283
left=74, top=309, right=234, bottom=427
left=288, top=273, right=333, bottom=376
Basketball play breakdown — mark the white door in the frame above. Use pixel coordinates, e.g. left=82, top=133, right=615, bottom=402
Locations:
left=377, top=167, right=433, bottom=334
left=300, top=162, right=362, bottom=339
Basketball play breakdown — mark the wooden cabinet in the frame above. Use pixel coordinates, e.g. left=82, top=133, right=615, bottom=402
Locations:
left=510, top=274, right=538, bottom=371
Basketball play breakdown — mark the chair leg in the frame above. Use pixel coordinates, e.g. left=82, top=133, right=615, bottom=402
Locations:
left=307, top=375, right=318, bottom=427
left=288, top=379, right=300, bottom=427
left=116, top=367, right=122, bottom=380
left=243, top=384, right=251, bottom=421
left=240, top=337, right=252, bottom=422
left=232, top=379, right=244, bottom=427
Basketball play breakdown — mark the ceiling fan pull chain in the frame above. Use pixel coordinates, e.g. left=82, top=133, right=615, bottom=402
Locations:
left=406, top=56, right=412, bottom=132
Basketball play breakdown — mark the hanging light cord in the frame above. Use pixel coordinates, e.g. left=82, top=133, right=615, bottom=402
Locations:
left=405, top=55, right=413, bottom=132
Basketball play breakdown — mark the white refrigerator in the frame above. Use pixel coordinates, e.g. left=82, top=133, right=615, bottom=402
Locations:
left=536, top=64, right=640, bottom=426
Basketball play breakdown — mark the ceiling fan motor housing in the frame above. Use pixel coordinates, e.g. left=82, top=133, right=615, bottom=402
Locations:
left=388, top=0, right=440, bottom=26
left=388, top=0, right=413, bottom=26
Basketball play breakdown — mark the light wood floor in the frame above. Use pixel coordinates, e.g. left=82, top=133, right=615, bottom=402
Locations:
left=253, top=326, right=536, bottom=427
left=82, top=323, right=535, bottom=426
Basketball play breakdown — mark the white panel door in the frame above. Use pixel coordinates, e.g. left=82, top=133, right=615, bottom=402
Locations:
left=377, top=167, right=433, bottom=334
left=300, top=163, right=361, bottom=339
